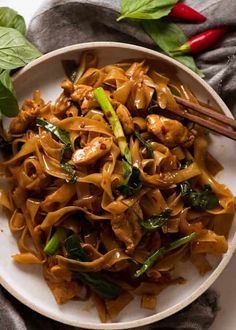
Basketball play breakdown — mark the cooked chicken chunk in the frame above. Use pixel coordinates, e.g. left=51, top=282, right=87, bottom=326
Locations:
left=72, top=137, right=112, bottom=165
left=146, top=114, right=194, bottom=148
left=116, top=104, right=134, bottom=135
left=111, top=203, right=143, bottom=255
left=9, top=90, right=44, bottom=134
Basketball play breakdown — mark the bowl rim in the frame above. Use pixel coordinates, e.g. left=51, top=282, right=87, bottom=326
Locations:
left=1, top=41, right=236, bottom=329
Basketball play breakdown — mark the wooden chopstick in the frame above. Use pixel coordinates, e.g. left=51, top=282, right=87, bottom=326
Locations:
left=165, top=106, right=236, bottom=140
left=174, top=96, right=236, bottom=130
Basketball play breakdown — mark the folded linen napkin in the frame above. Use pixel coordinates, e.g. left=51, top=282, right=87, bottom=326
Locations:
left=1, top=0, right=235, bottom=329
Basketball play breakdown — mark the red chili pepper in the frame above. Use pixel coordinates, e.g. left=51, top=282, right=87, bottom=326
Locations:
left=171, top=27, right=229, bottom=54
left=169, top=3, right=206, bottom=22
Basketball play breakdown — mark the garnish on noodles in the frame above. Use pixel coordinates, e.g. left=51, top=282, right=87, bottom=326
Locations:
left=0, top=52, right=235, bottom=323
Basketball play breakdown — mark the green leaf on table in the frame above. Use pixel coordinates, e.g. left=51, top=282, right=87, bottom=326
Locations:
left=117, top=0, right=178, bottom=21
left=0, top=27, right=42, bottom=70
left=0, top=70, right=18, bottom=117
left=142, top=20, right=203, bottom=76
left=0, top=7, right=26, bottom=35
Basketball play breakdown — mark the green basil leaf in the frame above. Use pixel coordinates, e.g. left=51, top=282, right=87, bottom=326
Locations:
left=134, top=130, right=153, bottom=158
left=0, top=27, right=42, bottom=70
left=141, top=208, right=172, bottom=230
left=0, top=7, right=26, bottom=35
left=118, top=0, right=178, bottom=21
left=142, top=20, right=203, bottom=76
left=180, top=182, right=219, bottom=211
left=61, top=162, right=77, bottom=183
left=0, top=70, right=18, bottom=117
left=117, top=166, right=142, bottom=197
left=65, top=234, right=89, bottom=261
left=36, top=118, right=71, bottom=147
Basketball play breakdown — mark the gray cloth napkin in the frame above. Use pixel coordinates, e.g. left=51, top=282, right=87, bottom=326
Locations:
left=1, top=0, right=235, bottom=329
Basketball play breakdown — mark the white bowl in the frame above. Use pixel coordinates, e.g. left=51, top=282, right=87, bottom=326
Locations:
left=0, top=42, right=236, bottom=329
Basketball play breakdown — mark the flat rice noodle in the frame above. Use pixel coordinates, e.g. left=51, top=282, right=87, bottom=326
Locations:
left=57, top=248, right=130, bottom=272
left=140, top=189, right=167, bottom=218
left=9, top=210, right=25, bottom=232
left=150, top=245, right=188, bottom=273
left=113, top=80, right=133, bottom=104
left=0, top=190, right=13, bottom=210
left=93, top=293, right=108, bottom=323
left=56, top=117, right=113, bottom=136
left=105, top=291, right=133, bottom=321
left=1, top=137, right=38, bottom=166
left=41, top=183, right=76, bottom=212
left=39, top=131, right=63, bottom=161
left=12, top=252, right=43, bottom=264
left=190, top=253, right=212, bottom=275
left=134, top=282, right=167, bottom=295
left=140, top=162, right=201, bottom=188
left=102, top=188, right=149, bottom=214
left=191, top=230, right=228, bottom=255
left=141, top=294, right=157, bottom=310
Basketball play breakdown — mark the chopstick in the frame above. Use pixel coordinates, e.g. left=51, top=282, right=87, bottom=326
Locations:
left=163, top=96, right=236, bottom=141
left=174, top=96, right=236, bottom=130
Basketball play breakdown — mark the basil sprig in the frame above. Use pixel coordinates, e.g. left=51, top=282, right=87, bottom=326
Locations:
left=0, top=7, right=42, bottom=117
left=0, top=70, right=18, bottom=117
left=142, top=20, right=202, bottom=76
left=117, top=0, right=178, bottom=21
left=0, top=7, right=26, bottom=35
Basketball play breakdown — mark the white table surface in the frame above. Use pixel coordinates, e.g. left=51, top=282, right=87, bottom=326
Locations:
left=1, top=1, right=236, bottom=329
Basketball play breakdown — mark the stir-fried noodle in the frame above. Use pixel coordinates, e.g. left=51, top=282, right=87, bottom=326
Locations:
left=0, top=52, right=235, bottom=322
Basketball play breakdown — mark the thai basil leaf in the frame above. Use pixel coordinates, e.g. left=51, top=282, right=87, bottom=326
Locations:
left=117, top=0, right=178, bottom=21
left=61, top=59, right=78, bottom=82
left=65, top=235, right=89, bottom=261
left=180, top=159, right=193, bottom=169
left=61, top=162, right=77, bottom=183
left=141, top=208, right=172, bottom=230
left=0, top=7, right=26, bottom=35
left=134, top=130, right=153, bottom=158
left=0, top=27, right=41, bottom=70
left=75, top=272, right=121, bottom=299
left=0, top=70, right=18, bottom=117
left=117, top=166, right=142, bottom=197
left=142, top=20, right=203, bottom=76
left=134, top=232, right=197, bottom=278
left=64, top=235, right=121, bottom=299
left=36, top=118, right=71, bottom=147
left=180, top=181, right=219, bottom=211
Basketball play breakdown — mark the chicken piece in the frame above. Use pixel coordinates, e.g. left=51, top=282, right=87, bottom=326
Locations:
left=72, top=137, right=112, bottom=165
left=61, top=79, right=74, bottom=95
left=147, top=114, right=194, bottom=148
left=9, top=91, right=44, bottom=134
left=111, top=203, right=143, bottom=255
left=116, top=104, right=134, bottom=135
